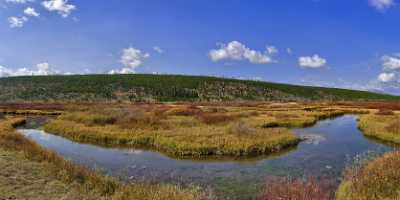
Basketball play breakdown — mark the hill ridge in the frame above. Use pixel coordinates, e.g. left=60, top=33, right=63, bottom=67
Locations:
left=0, top=74, right=398, bottom=102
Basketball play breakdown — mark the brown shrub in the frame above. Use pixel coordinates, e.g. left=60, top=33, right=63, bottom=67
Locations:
left=168, top=106, right=203, bottom=116
left=116, top=108, right=166, bottom=129
left=256, top=176, right=334, bottom=200
left=198, top=113, right=235, bottom=124
left=376, top=109, right=395, bottom=116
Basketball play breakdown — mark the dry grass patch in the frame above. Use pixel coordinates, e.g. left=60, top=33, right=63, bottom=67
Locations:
left=358, top=114, right=400, bottom=144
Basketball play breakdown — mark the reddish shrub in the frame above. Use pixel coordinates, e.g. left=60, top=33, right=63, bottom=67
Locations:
left=256, top=176, right=335, bottom=200
left=376, top=109, right=395, bottom=116
left=198, top=113, right=235, bottom=124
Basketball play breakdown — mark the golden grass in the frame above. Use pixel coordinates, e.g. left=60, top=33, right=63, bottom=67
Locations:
left=336, top=151, right=400, bottom=200
left=43, top=105, right=302, bottom=157
left=358, top=114, right=400, bottom=144
left=45, top=118, right=300, bottom=157
left=0, top=117, right=214, bottom=200
left=42, top=104, right=371, bottom=158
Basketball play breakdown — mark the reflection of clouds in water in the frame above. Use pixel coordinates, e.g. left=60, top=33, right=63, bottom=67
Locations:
left=125, top=149, right=143, bottom=155
left=19, top=129, right=50, bottom=141
left=38, top=131, right=50, bottom=141
left=300, top=134, right=326, bottom=145
left=330, top=115, right=357, bottom=126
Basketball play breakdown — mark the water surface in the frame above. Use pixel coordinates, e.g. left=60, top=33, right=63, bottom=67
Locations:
left=18, top=115, right=395, bottom=199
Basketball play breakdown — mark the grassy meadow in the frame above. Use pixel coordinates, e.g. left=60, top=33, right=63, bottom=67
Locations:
left=2, top=101, right=400, bottom=200
left=43, top=104, right=301, bottom=157
left=42, top=103, right=369, bottom=158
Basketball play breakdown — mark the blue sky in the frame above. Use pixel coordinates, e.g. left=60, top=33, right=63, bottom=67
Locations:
left=1, top=0, right=400, bottom=94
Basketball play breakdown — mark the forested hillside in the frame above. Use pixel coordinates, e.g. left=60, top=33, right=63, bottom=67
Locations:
left=0, top=74, right=398, bottom=102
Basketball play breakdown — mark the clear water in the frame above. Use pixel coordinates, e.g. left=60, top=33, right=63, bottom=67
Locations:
left=18, top=115, right=396, bottom=199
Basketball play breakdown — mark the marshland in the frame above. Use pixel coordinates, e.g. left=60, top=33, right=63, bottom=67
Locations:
left=1, top=99, right=400, bottom=200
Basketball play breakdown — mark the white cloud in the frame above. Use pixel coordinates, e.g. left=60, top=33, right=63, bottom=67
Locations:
left=24, top=7, right=40, bottom=17
left=209, top=41, right=273, bottom=64
left=120, top=47, right=149, bottom=69
left=0, top=62, right=55, bottom=77
left=108, top=68, right=135, bottom=75
left=153, top=46, right=164, bottom=54
left=42, top=0, right=76, bottom=17
left=378, top=72, right=396, bottom=82
left=109, top=47, right=150, bottom=74
left=5, top=0, right=33, bottom=4
left=369, top=0, right=394, bottom=11
left=382, top=55, right=400, bottom=71
left=8, top=16, right=28, bottom=28
left=35, top=62, right=53, bottom=75
left=266, top=46, right=278, bottom=54
left=298, top=54, right=327, bottom=68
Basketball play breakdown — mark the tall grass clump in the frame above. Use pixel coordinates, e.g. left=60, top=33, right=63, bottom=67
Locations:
left=337, top=151, right=400, bottom=200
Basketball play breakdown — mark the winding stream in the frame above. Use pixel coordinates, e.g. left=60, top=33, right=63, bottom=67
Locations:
left=18, top=115, right=396, bottom=199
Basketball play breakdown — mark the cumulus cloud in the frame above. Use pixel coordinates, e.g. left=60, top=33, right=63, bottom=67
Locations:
left=369, top=0, right=395, bottom=11
left=0, top=62, right=55, bottom=77
left=8, top=16, right=28, bottom=28
left=153, top=46, right=164, bottom=54
left=378, top=72, right=396, bottom=82
left=298, top=54, right=327, bottom=68
left=109, top=47, right=150, bottom=74
left=382, top=55, right=400, bottom=70
left=42, top=0, right=76, bottom=17
left=120, top=47, right=150, bottom=69
left=209, top=41, right=273, bottom=64
left=24, top=7, right=40, bottom=17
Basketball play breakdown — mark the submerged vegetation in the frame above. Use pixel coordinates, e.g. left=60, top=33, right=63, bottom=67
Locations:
left=0, top=117, right=215, bottom=200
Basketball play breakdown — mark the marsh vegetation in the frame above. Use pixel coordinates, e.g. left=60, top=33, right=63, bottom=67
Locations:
left=2, top=101, right=400, bottom=199
left=0, top=117, right=215, bottom=200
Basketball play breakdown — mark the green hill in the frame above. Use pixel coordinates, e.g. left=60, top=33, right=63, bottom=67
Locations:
left=0, top=74, right=398, bottom=102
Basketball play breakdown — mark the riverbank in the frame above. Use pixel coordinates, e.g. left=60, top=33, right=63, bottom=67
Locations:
left=0, top=117, right=215, bottom=200
left=336, top=151, right=400, bottom=200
